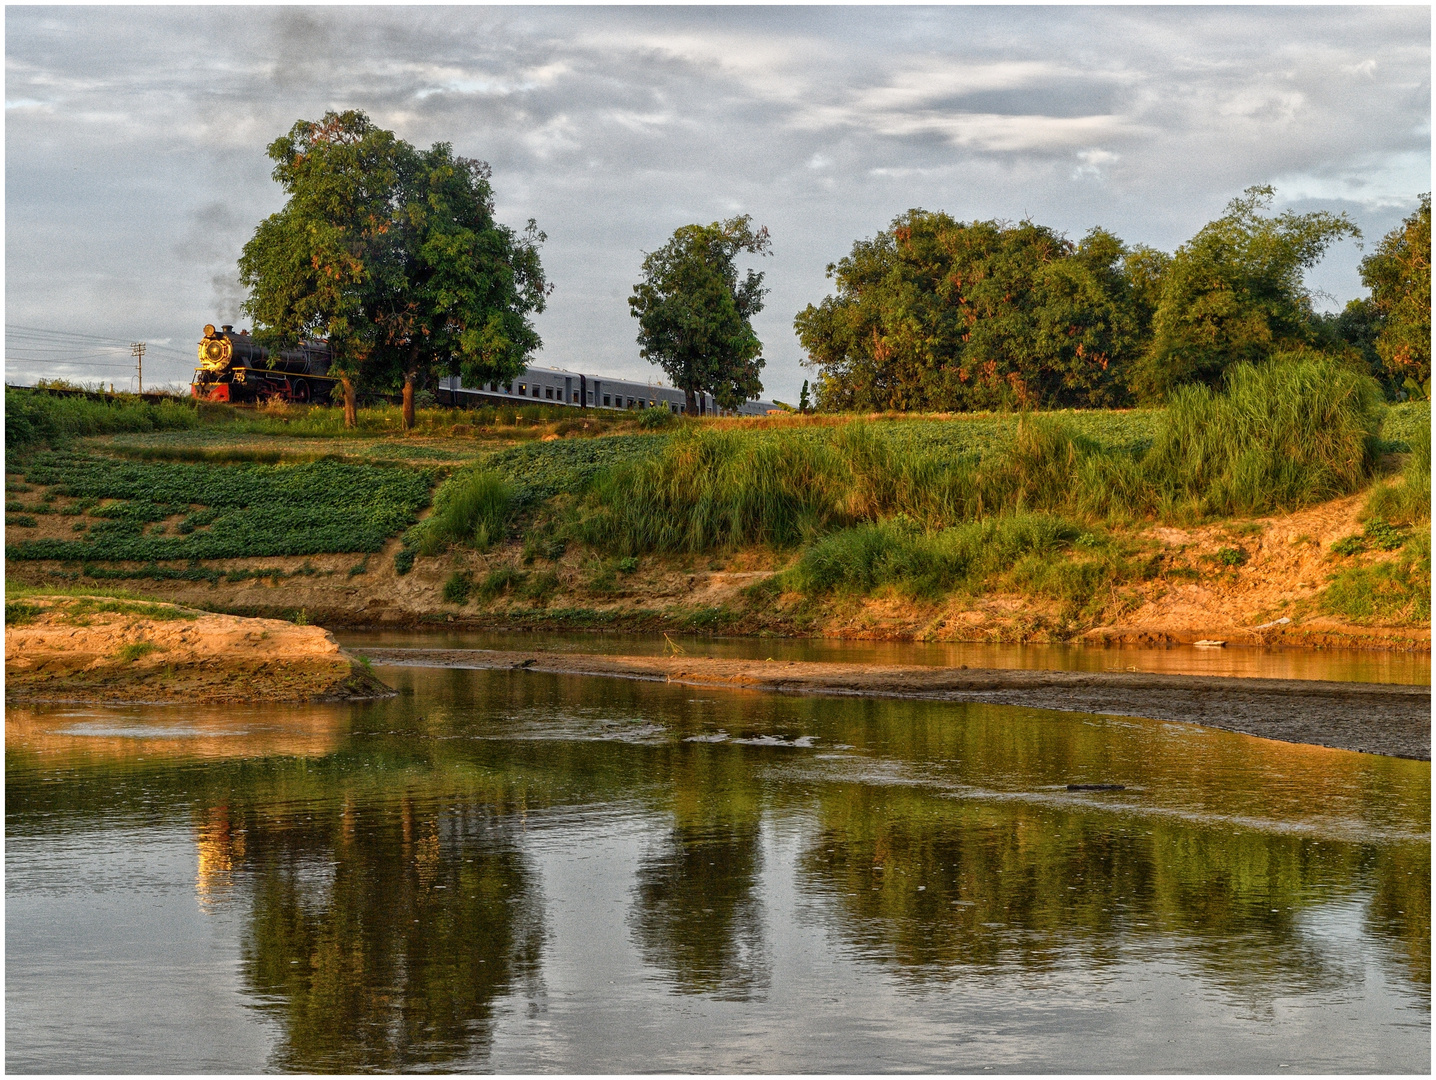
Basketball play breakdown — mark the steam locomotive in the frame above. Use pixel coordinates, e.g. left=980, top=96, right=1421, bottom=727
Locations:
left=190, top=324, right=338, bottom=403
left=191, top=322, right=781, bottom=415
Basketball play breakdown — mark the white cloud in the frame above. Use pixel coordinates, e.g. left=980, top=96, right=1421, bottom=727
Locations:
left=3, top=5, right=1429, bottom=399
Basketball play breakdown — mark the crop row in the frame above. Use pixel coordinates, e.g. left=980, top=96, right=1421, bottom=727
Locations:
left=7, top=452, right=435, bottom=562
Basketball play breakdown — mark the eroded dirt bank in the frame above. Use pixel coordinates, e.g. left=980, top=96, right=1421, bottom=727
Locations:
left=6, top=488, right=1425, bottom=650
left=362, top=647, right=1433, bottom=760
left=5, top=596, right=393, bottom=704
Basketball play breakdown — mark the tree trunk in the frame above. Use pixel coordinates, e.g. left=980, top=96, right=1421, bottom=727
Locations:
left=342, top=378, right=357, bottom=428
left=684, top=387, right=698, bottom=417
left=402, top=374, right=415, bottom=431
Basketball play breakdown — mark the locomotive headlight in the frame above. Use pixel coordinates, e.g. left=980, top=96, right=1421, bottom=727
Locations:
left=198, top=338, right=231, bottom=369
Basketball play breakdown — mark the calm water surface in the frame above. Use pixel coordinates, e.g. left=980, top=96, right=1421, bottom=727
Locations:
left=6, top=655, right=1430, bottom=1073
left=338, top=629, right=1433, bottom=685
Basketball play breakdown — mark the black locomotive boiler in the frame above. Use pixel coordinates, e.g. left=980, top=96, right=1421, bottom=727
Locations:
left=190, top=324, right=338, bottom=404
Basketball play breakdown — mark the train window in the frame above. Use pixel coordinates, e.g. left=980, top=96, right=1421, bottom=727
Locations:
left=518, top=383, right=526, bottom=395
left=587, top=391, right=594, bottom=403
left=545, top=386, right=553, bottom=399
left=489, top=382, right=497, bottom=392
left=603, top=395, right=611, bottom=406
left=670, top=403, right=679, bottom=414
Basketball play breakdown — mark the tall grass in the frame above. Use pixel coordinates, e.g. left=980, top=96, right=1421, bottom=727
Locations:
left=573, top=428, right=847, bottom=554
left=5, top=387, right=214, bottom=451
left=410, top=468, right=515, bottom=554
left=792, top=514, right=1083, bottom=597
left=569, top=354, right=1384, bottom=556
left=1365, top=423, right=1431, bottom=526
left=1144, top=354, right=1383, bottom=517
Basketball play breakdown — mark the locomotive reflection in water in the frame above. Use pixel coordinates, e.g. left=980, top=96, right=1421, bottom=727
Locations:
left=191, top=322, right=782, bottom=415
left=190, top=324, right=338, bottom=404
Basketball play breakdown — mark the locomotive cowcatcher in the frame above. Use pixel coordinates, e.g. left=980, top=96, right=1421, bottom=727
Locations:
left=191, top=324, right=339, bottom=404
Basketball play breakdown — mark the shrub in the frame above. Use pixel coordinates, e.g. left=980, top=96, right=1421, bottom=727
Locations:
left=1214, top=546, right=1246, bottom=566
left=394, top=548, right=416, bottom=576
left=413, top=468, right=515, bottom=554
left=638, top=406, right=676, bottom=429
left=442, top=572, right=472, bottom=605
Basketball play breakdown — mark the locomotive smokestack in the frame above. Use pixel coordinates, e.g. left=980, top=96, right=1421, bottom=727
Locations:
left=221, top=325, right=233, bottom=333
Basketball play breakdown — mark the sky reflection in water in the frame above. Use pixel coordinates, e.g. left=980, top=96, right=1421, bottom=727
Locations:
left=6, top=663, right=1430, bottom=1073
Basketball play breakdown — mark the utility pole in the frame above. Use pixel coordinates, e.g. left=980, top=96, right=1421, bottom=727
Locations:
left=130, top=342, right=146, bottom=394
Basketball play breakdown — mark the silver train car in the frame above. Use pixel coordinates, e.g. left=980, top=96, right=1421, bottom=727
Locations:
left=436, top=365, right=779, bottom=417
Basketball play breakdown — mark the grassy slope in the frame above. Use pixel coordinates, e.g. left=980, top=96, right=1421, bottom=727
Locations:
left=4, top=387, right=1429, bottom=645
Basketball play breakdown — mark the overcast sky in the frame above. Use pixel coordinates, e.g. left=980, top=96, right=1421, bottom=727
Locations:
left=6, top=5, right=1430, bottom=399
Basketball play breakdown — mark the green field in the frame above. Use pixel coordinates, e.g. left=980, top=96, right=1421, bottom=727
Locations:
left=6, top=450, right=434, bottom=562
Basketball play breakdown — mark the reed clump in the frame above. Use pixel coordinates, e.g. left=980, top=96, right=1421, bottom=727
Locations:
left=572, top=428, right=847, bottom=554
left=411, top=468, right=515, bottom=554
left=569, top=354, right=1384, bottom=556
left=792, top=514, right=1084, bottom=598
left=1143, top=353, right=1383, bottom=518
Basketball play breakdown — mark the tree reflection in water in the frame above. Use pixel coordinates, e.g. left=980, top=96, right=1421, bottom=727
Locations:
left=219, top=794, right=543, bottom=1072
left=629, top=743, right=769, bottom=999
left=796, top=783, right=1430, bottom=1009
left=5, top=671, right=1429, bottom=1072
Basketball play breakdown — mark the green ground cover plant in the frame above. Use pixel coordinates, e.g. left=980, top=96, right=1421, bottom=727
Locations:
left=1321, top=532, right=1431, bottom=623
left=6, top=451, right=433, bottom=562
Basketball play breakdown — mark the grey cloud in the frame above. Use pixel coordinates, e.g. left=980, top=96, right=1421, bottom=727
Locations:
left=5, top=6, right=1429, bottom=397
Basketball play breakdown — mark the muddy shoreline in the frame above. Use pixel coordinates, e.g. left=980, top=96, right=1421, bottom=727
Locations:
left=362, top=647, right=1433, bottom=760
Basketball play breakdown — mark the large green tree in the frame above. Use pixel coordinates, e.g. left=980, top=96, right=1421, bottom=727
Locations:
left=1128, top=186, right=1359, bottom=401
left=629, top=216, right=770, bottom=415
left=239, top=111, right=547, bottom=427
left=384, top=143, right=549, bottom=427
left=1359, top=193, right=1431, bottom=398
left=794, top=210, right=1146, bottom=412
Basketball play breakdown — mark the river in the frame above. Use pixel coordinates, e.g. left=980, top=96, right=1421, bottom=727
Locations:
left=6, top=638, right=1430, bottom=1072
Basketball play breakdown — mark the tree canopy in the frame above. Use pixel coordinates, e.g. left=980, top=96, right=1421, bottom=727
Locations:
left=629, top=216, right=770, bottom=415
left=794, top=210, right=1144, bottom=412
left=238, top=110, right=548, bottom=424
left=1127, top=186, right=1359, bottom=401
left=1360, top=193, right=1431, bottom=397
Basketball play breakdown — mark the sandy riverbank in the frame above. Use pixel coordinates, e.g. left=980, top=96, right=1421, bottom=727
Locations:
left=360, top=646, right=1432, bottom=760
left=5, top=596, right=393, bottom=704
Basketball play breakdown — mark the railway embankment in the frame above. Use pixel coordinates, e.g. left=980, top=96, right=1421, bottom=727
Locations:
left=3, top=595, right=392, bottom=704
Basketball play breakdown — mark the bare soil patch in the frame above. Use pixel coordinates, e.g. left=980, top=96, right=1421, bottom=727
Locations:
left=5, top=596, right=392, bottom=704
